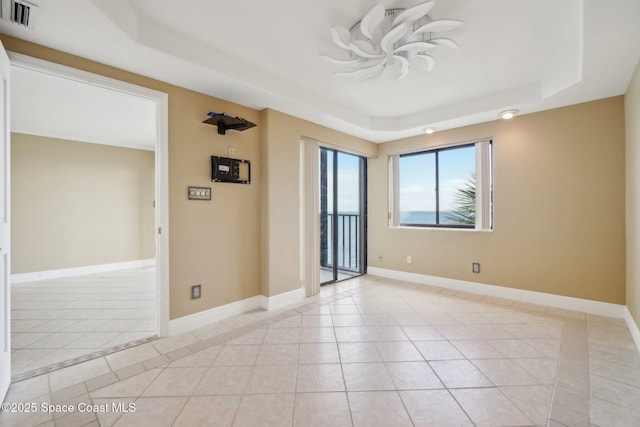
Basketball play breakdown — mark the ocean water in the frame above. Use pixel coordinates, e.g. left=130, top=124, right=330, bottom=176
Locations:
left=400, top=211, right=469, bottom=225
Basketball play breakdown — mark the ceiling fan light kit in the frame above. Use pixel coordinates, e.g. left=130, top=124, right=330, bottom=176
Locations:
left=323, top=0, right=462, bottom=80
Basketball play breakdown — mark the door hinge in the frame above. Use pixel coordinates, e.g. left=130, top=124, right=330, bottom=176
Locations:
left=158, top=227, right=162, bottom=235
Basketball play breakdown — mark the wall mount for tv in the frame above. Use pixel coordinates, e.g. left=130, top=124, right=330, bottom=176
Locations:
left=203, top=112, right=257, bottom=135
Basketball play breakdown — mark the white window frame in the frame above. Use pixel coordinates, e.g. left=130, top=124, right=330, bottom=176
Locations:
left=389, top=139, right=493, bottom=231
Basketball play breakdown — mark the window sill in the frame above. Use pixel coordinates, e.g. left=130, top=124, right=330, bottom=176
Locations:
left=388, top=225, right=493, bottom=233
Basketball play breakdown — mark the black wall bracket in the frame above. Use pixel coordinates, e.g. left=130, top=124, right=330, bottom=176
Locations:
left=203, top=112, right=257, bottom=135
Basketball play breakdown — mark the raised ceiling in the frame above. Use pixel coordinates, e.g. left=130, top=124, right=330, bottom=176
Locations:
left=1, top=0, right=639, bottom=143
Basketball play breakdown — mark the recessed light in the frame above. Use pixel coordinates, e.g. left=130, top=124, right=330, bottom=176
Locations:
left=500, top=109, right=518, bottom=120
left=424, top=127, right=436, bottom=134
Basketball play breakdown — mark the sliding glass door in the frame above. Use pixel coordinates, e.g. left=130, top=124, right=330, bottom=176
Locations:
left=320, top=148, right=367, bottom=284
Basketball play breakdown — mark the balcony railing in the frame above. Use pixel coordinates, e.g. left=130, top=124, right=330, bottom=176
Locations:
left=320, top=213, right=360, bottom=273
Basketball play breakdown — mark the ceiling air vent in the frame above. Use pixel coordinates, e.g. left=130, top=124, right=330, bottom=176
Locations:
left=1, top=0, right=38, bottom=29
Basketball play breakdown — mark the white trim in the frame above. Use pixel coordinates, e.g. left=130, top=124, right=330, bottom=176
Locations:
left=169, top=295, right=263, bottom=336
left=368, top=267, right=626, bottom=318
left=389, top=139, right=492, bottom=231
left=154, top=83, right=170, bottom=339
left=476, top=139, right=491, bottom=230
left=7, top=52, right=164, bottom=103
left=11, top=259, right=156, bottom=284
left=169, top=288, right=307, bottom=336
left=389, top=155, right=399, bottom=227
left=0, top=39, right=11, bottom=405
left=624, top=307, right=640, bottom=356
left=7, top=52, right=170, bottom=338
left=388, top=225, right=494, bottom=234
left=261, top=288, right=306, bottom=311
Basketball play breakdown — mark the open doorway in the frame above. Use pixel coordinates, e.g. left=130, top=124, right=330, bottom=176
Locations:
left=319, top=147, right=367, bottom=285
left=7, top=53, right=168, bottom=380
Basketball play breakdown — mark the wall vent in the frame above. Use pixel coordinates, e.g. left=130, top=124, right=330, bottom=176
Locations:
left=1, top=0, right=38, bottom=29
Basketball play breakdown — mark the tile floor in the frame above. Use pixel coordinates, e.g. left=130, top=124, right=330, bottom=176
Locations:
left=2, top=274, right=640, bottom=426
left=319, top=268, right=357, bottom=284
left=11, top=268, right=157, bottom=378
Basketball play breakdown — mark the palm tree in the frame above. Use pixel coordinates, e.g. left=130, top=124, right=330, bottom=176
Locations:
left=445, top=174, right=475, bottom=225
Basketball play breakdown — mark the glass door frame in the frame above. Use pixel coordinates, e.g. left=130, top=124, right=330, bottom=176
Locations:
left=319, top=147, right=367, bottom=285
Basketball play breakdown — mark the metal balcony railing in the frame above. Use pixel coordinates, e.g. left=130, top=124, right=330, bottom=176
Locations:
left=320, top=213, right=360, bottom=273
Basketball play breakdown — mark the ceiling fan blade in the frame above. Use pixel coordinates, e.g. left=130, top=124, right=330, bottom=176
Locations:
left=381, top=23, right=408, bottom=53
left=350, top=40, right=383, bottom=58
left=414, top=19, right=463, bottom=35
left=430, top=38, right=459, bottom=49
left=330, top=26, right=352, bottom=50
left=361, top=4, right=385, bottom=39
left=392, top=55, right=410, bottom=80
left=413, top=54, right=435, bottom=71
left=320, top=55, right=362, bottom=65
left=394, top=41, right=437, bottom=53
left=334, top=62, right=385, bottom=77
left=360, top=65, right=386, bottom=82
left=392, top=1, right=435, bottom=26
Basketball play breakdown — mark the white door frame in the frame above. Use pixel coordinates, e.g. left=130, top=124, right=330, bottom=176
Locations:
left=7, top=52, right=170, bottom=337
left=0, top=41, right=12, bottom=403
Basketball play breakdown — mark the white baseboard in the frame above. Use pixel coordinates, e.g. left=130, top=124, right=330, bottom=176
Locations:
left=261, top=287, right=305, bottom=311
left=624, top=308, right=640, bottom=356
left=367, top=267, right=626, bottom=319
left=169, top=288, right=306, bottom=336
left=169, top=295, right=264, bottom=336
left=11, top=259, right=156, bottom=284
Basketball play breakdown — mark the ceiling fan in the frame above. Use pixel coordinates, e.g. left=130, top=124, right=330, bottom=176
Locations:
left=322, top=0, right=463, bottom=81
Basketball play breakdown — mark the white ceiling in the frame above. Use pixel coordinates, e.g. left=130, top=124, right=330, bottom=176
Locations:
left=11, top=65, right=157, bottom=150
left=1, top=0, right=639, bottom=143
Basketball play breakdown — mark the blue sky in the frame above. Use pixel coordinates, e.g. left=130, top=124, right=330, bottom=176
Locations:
left=323, top=146, right=475, bottom=214
left=325, top=151, right=361, bottom=214
left=399, top=146, right=475, bottom=212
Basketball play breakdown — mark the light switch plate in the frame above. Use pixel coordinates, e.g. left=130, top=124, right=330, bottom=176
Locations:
left=188, top=186, right=211, bottom=200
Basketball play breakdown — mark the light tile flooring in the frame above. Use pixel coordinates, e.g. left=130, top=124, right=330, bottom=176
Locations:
left=319, top=268, right=357, bottom=284
left=2, top=274, right=640, bottom=426
left=11, top=268, right=156, bottom=379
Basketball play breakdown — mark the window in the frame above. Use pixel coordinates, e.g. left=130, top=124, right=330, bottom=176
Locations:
left=390, top=139, right=492, bottom=230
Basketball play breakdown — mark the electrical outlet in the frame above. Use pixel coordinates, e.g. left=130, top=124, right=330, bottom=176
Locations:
left=406, top=255, right=412, bottom=265
left=228, top=147, right=236, bottom=156
left=378, top=254, right=383, bottom=262
left=191, top=284, right=201, bottom=299
left=472, top=263, right=480, bottom=273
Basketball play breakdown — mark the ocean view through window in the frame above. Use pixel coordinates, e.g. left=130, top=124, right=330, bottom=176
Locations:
left=391, top=139, right=492, bottom=230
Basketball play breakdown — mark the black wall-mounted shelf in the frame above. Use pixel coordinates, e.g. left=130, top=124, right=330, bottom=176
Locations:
left=203, top=112, right=256, bottom=135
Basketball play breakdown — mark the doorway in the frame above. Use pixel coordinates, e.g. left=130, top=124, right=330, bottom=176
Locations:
left=7, top=53, right=169, bottom=379
left=319, top=148, right=367, bottom=284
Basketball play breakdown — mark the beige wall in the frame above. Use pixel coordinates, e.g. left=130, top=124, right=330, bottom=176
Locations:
left=370, top=97, right=626, bottom=304
left=2, top=34, right=631, bottom=321
left=168, top=87, right=261, bottom=319
left=0, top=35, right=261, bottom=320
left=11, top=134, right=154, bottom=273
left=626, top=60, right=640, bottom=328
left=260, top=109, right=376, bottom=296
